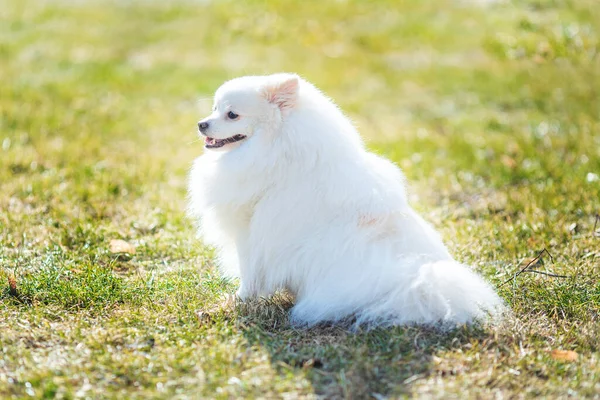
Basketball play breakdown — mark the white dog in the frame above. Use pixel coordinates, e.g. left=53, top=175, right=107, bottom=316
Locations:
left=188, top=73, right=503, bottom=328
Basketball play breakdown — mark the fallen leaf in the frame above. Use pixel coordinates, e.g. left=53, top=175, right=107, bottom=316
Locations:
left=8, top=275, right=18, bottom=297
left=550, top=349, right=578, bottom=362
left=109, top=239, right=136, bottom=255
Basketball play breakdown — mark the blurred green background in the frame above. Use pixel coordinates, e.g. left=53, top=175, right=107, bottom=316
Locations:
left=1, top=0, right=599, bottom=398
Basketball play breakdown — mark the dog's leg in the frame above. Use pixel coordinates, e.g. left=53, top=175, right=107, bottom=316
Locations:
left=233, top=232, right=266, bottom=300
left=289, top=289, right=355, bottom=327
left=234, top=245, right=253, bottom=300
left=235, top=283, right=251, bottom=300
left=235, top=263, right=271, bottom=300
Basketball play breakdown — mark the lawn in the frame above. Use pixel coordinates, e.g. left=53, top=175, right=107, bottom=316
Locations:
left=1, top=0, right=599, bottom=398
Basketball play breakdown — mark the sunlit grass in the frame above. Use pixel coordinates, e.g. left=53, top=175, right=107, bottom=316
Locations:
left=1, top=0, right=599, bottom=398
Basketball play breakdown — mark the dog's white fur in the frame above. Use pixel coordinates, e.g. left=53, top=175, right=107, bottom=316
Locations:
left=188, top=73, right=503, bottom=328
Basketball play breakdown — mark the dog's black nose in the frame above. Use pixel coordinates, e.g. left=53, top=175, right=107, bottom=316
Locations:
left=198, top=121, right=209, bottom=133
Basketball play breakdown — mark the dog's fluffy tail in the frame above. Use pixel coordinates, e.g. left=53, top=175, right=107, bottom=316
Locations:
left=290, top=258, right=505, bottom=329
left=354, top=260, right=505, bottom=327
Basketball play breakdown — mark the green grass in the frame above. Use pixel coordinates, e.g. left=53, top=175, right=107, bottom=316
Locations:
left=1, top=0, right=599, bottom=398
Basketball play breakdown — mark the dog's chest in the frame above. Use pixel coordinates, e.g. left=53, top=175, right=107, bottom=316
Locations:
left=214, top=203, right=255, bottom=236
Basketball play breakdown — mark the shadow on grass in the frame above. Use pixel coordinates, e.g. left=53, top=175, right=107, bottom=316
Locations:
left=235, top=295, right=491, bottom=399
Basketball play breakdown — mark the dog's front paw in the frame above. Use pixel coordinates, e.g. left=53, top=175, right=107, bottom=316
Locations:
left=235, top=284, right=252, bottom=301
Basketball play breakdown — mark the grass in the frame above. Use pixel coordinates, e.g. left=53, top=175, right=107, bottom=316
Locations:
left=1, top=0, right=599, bottom=398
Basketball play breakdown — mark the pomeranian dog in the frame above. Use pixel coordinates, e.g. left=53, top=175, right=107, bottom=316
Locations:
left=188, top=73, right=503, bottom=328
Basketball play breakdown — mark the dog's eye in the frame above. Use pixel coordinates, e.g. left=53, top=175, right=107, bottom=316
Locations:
left=227, top=111, right=239, bottom=120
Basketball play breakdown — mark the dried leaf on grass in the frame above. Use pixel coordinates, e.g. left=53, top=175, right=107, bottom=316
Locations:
left=109, top=239, right=136, bottom=255
left=8, top=275, right=18, bottom=296
left=550, top=350, right=578, bottom=362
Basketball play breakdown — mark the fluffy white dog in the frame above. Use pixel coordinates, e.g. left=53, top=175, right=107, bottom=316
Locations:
left=188, top=73, right=503, bottom=328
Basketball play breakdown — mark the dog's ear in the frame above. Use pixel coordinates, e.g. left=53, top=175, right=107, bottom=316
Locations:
left=262, top=74, right=299, bottom=111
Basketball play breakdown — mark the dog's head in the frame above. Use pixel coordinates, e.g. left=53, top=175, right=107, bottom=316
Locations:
left=197, top=73, right=299, bottom=152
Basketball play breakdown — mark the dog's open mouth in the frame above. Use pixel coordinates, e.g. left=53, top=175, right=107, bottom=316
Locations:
left=205, top=134, right=247, bottom=149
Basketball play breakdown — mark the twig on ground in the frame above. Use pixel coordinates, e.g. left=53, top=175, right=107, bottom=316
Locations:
left=593, top=214, right=600, bottom=238
left=521, top=270, right=568, bottom=279
left=501, top=248, right=557, bottom=288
